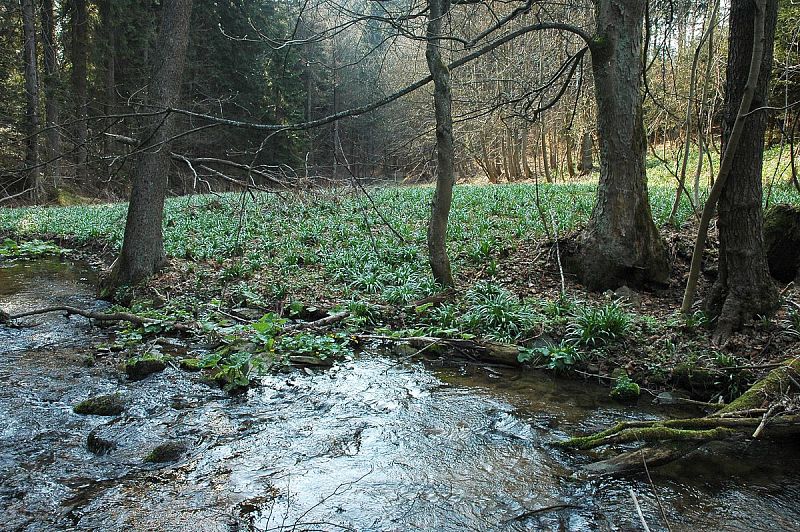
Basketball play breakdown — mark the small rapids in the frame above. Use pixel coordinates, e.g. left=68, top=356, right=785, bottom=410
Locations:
left=2, top=258, right=800, bottom=531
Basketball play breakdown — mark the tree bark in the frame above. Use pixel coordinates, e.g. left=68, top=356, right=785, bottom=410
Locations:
left=70, top=0, right=88, bottom=184
left=425, top=0, right=455, bottom=287
left=705, top=0, right=779, bottom=338
left=20, top=0, right=39, bottom=201
left=110, top=0, right=194, bottom=287
left=571, top=0, right=670, bottom=290
left=40, top=0, right=60, bottom=192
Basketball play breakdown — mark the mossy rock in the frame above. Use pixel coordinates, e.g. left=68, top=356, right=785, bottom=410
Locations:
left=125, top=358, right=167, bottom=380
left=73, top=394, right=125, bottom=416
left=144, top=441, right=188, bottom=463
left=179, top=358, right=202, bottom=371
left=764, top=203, right=800, bottom=282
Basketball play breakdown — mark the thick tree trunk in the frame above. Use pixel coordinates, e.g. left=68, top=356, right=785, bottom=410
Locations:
left=20, top=0, right=39, bottom=201
left=111, top=0, right=194, bottom=287
left=705, top=0, right=779, bottom=338
left=571, top=0, right=669, bottom=290
left=40, top=0, right=60, bottom=192
left=425, top=0, right=455, bottom=287
left=70, top=0, right=88, bottom=184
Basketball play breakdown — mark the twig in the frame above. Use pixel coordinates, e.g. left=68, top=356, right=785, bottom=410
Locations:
left=753, top=404, right=782, bottom=438
left=641, top=451, right=672, bottom=532
left=629, top=488, right=652, bottom=532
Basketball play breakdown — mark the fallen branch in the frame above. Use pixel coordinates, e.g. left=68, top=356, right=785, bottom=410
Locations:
left=0, top=305, right=156, bottom=326
left=282, top=311, right=350, bottom=333
left=358, top=334, right=522, bottom=366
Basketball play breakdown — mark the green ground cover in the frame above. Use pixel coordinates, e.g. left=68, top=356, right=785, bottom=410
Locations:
left=2, top=160, right=799, bottom=401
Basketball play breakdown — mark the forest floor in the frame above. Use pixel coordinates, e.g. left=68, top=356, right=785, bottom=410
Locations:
left=2, top=180, right=800, bottom=404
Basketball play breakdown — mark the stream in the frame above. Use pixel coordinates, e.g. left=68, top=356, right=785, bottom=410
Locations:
left=2, top=258, right=800, bottom=531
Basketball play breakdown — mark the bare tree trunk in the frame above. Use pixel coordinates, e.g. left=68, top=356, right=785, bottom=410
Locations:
left=565, top=132, right=576, bottom=179
left=70, top=0, right=88, bottom=184
left=694, top=0, right=719, bottom=208
left=110, top=0, right=194, bottom=287
left=480, top=137, right=501, bottom=183
left=540, top=129, right=552, bottom=183
left=20, top=0, right=39, bottom=201
left=579, top=131, right=593, bottom=174
left=40, top=0, right=60, bottom=192
left=705, top=0, right=779, bottom=339
left=425, top=0, right=455, bottom=287
left=571, top=0, right=669, bottom=290
left=99, top=0, right=116, bottom=164
left=522, top=129, right=533, bottom=179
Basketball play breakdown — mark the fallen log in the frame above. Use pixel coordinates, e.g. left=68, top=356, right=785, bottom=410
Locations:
left=0, top=305, right=156, bottom=326
left=357, top=334, right=522, bottom=366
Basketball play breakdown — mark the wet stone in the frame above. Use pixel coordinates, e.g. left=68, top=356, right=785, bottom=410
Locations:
left=125, top=359, right=167, bottom=381
left=87, top=429, right=117, bottom=455
left=144, top=441, right=188, bottom=463
left=73, top=394, right=125, bottom=416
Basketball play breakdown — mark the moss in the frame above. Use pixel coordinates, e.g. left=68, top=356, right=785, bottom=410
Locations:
left=561, top=425, right=735, bottom=450
left=73, top=394, right=125, bottom=416
left=144, top=441, right=188, bottom=463
left=179, top=358, right=202, bottom=371
left=718, top=359, right=800, bottom=415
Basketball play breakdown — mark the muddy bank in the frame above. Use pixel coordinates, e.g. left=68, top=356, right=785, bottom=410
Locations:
left=2, top=259, right=800, bottom=531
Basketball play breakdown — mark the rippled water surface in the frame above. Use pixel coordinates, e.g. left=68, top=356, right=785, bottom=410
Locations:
left=2, top=258, right=800, bottom=531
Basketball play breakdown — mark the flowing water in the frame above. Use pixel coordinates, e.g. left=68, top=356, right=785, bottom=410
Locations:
left=2, top=258, right=800, bottom=531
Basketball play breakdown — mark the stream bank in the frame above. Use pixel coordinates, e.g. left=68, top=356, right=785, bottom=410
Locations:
left=2, top=258, right=800, bottom=531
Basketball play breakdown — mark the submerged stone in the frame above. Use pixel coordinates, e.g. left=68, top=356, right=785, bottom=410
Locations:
left=144, top=441, right=188, bottom=463
left=87, top=429, right=117, bottom=455
left=73, top=394, right=125, bottom=416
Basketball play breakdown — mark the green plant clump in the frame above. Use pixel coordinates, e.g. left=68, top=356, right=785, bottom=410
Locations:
left=519, top=341, right=584, bottom=372
left=610, top=375, right=641, bottom=402
left=567, top=300, right=631, bottom=347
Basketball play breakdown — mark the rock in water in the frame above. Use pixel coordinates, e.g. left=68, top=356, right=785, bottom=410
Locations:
left=125, top=358, right=166, bottom=380
left=144, top=441, right=188, bottom=463
left=764, top=203, right=800, bottom=282
left=73, top=394, right=125, bottom=416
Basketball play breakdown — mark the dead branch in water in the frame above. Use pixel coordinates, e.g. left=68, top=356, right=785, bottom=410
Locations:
left=0, top=305, right=155, bottom=326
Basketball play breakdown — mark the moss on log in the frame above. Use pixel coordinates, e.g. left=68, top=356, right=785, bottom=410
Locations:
left=716, top=358, right=800, bottom=415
